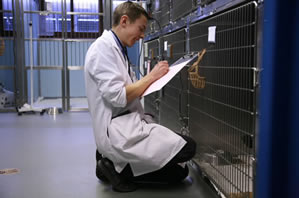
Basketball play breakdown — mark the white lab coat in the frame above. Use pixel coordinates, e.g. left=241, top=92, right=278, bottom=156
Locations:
left=84, top=30, right=186, bottom=176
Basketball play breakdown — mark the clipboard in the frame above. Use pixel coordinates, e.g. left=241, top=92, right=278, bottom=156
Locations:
left=142, top=53, right=198, bottom=97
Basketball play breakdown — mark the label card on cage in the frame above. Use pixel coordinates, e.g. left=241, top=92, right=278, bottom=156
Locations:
left=144, top=43, right=148, bottom=58
left=208, top=26, right=216, bottom=43
left=164, top=41, right=168, bottom=51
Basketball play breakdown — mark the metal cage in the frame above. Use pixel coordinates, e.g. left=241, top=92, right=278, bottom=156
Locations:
left=159, top=28, right=188, bottom=133
left=143, top=1, right=261, bottom=197
left=171, top=0, right=197, bottom=22
left=188, top=2, right=258, bottom=197
left=143, top=38, right=161, bottom=123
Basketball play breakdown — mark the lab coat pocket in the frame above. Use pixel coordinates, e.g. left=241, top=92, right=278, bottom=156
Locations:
left=108, top=112, right=150, bottom=150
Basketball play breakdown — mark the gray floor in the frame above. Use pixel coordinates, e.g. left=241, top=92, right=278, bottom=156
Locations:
left=0, top=112, right=218, bottom=198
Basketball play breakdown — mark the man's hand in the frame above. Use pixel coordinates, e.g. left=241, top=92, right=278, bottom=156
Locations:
left=125, top=61, right=169, bottom=103
left=149, top=61, right=169, bottom=81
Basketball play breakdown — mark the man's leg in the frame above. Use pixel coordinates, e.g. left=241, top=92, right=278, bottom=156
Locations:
left=121, top=134, right=196, bottom=184
left=126, top=163, right=190, bottom=184
left=165, top=134, right=197, bottom=166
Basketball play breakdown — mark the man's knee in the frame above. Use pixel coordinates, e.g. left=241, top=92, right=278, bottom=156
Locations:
left=185, top=136, right=197, bottom=158
left=176, top=134, right=197, bottom=159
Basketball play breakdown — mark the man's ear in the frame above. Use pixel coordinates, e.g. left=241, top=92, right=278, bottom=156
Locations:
left=119, top=15, right=130, bottom=27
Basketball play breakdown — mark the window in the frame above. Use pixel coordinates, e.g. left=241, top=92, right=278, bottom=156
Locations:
left=0, top=0, right=13, bottom=37
left=0, top=0, right=103, bottom=38
left=39, top=0, right=103, bottom=38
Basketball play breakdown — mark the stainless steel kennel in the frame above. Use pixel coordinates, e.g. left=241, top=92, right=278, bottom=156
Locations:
left=143, top=1, right=261, bottom=197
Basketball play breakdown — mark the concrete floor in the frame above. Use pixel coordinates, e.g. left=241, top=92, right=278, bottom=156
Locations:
left=0, top=112, right=218, bottom=198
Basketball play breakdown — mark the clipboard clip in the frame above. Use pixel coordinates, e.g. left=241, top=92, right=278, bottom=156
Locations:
left=182, top=52, right=197, bottom=60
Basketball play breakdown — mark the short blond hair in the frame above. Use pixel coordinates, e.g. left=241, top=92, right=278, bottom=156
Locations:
left=112, top=1, right=150, bottom=27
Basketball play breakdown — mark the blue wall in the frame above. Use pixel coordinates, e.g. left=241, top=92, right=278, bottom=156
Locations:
left=0, top=38, right=127, bottom=100
left=0, top=69, right=14, bottom=91
left=0, top=40, right=14, bottom=92
left=257, top=1, right=299, bottom=198
left=127, top=42, right=140, bottom=79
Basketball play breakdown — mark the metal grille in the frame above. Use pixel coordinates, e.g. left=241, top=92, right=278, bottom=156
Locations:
left=144, top=38, right=160, bottom=122
left=159, top=1, right=170, bottom=28
left=149, top=0, right=170, bottom=32
left=188, top=2, right=257, bottom=197
left=144, top=38, right=160, bottom=73
left=162, top=29, right=186, bottom=64
left=172, top=0, right=196, bottom=22
left=159, top=29, right=188, bottom=133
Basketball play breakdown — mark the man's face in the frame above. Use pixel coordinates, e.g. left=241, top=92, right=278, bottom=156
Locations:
left=123, top=15, right=147, bottom=47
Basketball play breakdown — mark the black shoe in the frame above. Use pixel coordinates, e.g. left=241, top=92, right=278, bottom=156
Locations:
left=169, top=164, right=189, bottom=184
left=99, top=158, right=137, bottom=192
left=95, top=150, right=109, bottom=182
left=96, top=162, right=110, bottom=182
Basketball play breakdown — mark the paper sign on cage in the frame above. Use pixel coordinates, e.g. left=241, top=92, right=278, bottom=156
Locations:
left=188, top=49, right=206, bottom=89
left=144, top=43, right=148, bottom=58
left=208, top=26, right=216, bottom=43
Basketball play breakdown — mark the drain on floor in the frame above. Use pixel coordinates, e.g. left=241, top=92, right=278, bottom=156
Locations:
left=0, top=168, right=20, bottom=175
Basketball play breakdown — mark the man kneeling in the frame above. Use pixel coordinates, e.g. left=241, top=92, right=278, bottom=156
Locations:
left=84, top=1, right=196, bottom=192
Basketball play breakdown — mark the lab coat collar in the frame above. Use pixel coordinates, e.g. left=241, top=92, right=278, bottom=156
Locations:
left=110, top=30, right=129, bottom=62
left=102, top=30, right=127, bottom=65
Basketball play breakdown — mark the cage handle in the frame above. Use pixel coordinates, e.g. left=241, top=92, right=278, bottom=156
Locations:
left=188, top=48, right=206, bottom=72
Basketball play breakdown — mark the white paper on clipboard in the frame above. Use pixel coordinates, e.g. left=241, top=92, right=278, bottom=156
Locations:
left=142, top=54, right=198, bottom=97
